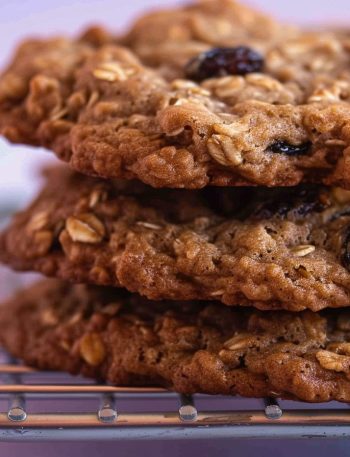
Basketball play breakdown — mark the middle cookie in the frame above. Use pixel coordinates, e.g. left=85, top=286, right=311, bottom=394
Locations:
left=2, top=166, right=350, bottom=312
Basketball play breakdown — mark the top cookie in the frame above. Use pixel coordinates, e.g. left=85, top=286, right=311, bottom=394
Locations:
left=1, top=1, right=350, bottom=188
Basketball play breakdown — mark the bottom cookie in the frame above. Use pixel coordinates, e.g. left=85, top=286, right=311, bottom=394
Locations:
left=1, top=279, right=350, bottom=402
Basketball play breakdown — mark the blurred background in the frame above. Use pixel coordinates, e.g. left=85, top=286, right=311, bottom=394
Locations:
left=1, top=1, right=350, bottom=455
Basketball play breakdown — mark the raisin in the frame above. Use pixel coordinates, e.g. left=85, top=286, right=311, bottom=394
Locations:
left=269, top=141, right=312, bottom=156
left=250, top=186, right=328, bottom=220
left=331, top=210, right=350, bottom=222
left=185, top=46, right=264, bottom=82
left=341, top=229, right=350, bottom=270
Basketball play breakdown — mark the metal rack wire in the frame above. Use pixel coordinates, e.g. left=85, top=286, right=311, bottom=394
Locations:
left=0, top=350, right=349, bottom=441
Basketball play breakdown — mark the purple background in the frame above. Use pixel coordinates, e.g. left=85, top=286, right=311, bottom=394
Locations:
left=1, top=0, right=350, bottom=455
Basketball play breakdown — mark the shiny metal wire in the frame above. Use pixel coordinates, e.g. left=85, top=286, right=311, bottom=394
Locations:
left=0, top=354, right=349, bottom=441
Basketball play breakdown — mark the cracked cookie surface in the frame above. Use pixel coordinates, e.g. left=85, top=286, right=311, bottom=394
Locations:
left=2, top=279, right=350, bottom=402
left=2, top=167, right=350, bottom=311
left=1, top=1, right=350, bottom=188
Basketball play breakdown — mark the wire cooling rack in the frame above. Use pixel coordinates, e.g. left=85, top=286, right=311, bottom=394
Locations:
left=1, top=209, right=350, bottom=441
left=0, top=348, right=350, bottom=442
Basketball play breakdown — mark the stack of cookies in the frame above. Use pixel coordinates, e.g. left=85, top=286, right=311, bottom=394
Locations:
left=1, top=0, right=350, bottom=402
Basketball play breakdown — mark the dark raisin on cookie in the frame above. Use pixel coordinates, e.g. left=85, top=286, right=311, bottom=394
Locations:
left=269, top=141, right=312, bottom=156
left=250, top=186, right=328, bottom=220
left=341, top=228, right=350, bottom=270
left=206, top=186, right=329, bottom=220
left=185, top=46, right=264, bottom=81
